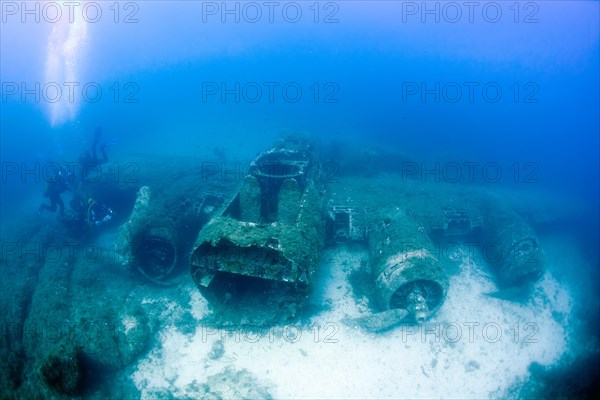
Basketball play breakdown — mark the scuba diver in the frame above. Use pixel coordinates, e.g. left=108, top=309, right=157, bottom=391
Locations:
left=37, top=166, right=71, bottom=218
left=69, top=187, right=114, bottom=228
left=86, top=198, right=114, bottom=226
left=78, top=126, right=117, bottom=183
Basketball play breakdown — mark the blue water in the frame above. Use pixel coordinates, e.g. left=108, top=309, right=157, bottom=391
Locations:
left=1, top=1, right=599, bottom=397
left=2, top=2, right=598, bottom=216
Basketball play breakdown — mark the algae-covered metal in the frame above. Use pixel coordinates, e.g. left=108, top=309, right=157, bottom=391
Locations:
left=190, top=137, right=326, bottom=301
left=478, top=195, right=543, bottom=288
left=188, top=141, right=544, bottom=328
left=326, top=179, right=449, bottom=330
left=368, top=208, right=449, bottom=323
left=117, top=186, right=225, bottom=284
left=398, top=183, right=543, bottom=289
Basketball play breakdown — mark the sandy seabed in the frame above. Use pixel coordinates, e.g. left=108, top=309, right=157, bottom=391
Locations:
left=131, top=243, right=573, bottom=399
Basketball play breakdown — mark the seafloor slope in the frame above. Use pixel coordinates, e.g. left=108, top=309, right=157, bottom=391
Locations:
left=1, top=152, right=598, bottom=399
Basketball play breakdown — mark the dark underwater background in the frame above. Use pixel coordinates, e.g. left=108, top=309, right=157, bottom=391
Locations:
left=1, top=1, right=599, bottom=398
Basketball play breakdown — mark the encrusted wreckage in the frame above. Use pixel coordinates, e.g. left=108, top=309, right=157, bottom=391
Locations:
left=190, top=136, right=326, bottom=303
left=116, top=183, right=228, bottom=285
left=117, top=136, right=544, bottom=329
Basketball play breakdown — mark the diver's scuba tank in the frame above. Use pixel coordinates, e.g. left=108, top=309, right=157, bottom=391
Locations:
left=86, top=198, right=114, bottom=227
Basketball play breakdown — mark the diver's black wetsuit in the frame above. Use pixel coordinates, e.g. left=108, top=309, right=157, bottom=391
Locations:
left=79, top=127, right=109, bottom=183
left=38, top=172, right=70, bottom=217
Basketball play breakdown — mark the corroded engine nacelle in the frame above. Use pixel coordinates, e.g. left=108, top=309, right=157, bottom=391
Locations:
left=117, top=186, right=225, bottom=285
left=368, top=208, right=449, bottom=324
left=325, top=178, right=449, bottom=331
left=401, top=185, right=544, bottom=289
left=478, top=195, right=543, bottom=288
left=326, top=176, right=545, bottom=331
left=190, top=136, right=326, bottom=304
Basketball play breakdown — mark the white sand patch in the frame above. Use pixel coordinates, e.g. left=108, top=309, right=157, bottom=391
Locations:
left=141, top=297, right=181, bottom=321
left=188, top=287, right=210, bottom=320
left=132, top=244, right=574, bottom=399
left=122, top=316, right=139, bottom=335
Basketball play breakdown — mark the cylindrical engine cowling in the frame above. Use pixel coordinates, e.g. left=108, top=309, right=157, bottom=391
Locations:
left=130, top=226, right=178, bottom=283
left=116, top=186, right=180, bottom=285
left=484, top=218, right=543, bottom=287
left=368, top=209, right=448, bottom=322
left=479, top=195, right=544, bottom=288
